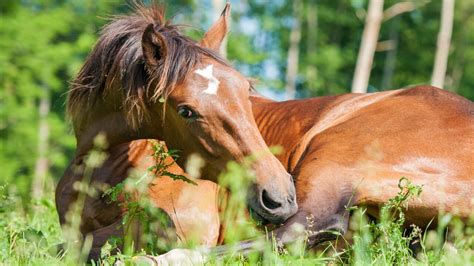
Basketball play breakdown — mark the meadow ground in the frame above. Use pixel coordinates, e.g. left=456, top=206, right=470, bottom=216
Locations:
left=1, top=144, right=473, bottom=265
left=1, top=182, right=473, bottom=265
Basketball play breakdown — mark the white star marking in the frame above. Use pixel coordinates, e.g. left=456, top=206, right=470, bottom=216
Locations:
left=194, top=64, right=220, bottom=95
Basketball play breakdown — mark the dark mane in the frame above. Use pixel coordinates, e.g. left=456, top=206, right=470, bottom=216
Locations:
left=67, top=3, right=227, bottom=128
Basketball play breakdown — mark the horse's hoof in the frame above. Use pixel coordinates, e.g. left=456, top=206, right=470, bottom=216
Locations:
left=119, top=249, right=207, bottom=266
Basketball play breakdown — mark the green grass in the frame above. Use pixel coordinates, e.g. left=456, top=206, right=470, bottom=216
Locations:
left=1, top=183, right=473, bottom=265
left=0, top=187, right=63, bottom=265
left=1, top=142, right=473, bottom=265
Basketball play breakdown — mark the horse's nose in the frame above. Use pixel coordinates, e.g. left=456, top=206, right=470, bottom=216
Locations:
left=258, top=178, right=298, bottom=224
left=261, top=188, right=297, bottom=210
left=261, top=189, right=282, bottom=209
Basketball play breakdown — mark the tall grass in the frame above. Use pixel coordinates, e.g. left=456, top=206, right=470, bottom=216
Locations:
left=0, top=142, right=472, bottom=265
left=0, top=186, right=63, bottom=265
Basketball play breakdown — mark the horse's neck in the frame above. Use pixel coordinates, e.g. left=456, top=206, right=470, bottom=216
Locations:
left=70, top=140, right=152, bottom=184
left=73, top=111, right=159, bottom=157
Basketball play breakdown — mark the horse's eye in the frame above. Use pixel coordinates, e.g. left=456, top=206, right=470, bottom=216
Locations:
left=177, top=106, right=196, bottom=119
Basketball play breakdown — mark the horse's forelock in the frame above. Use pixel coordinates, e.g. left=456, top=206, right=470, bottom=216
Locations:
left=67, top=3, right=227, bottom=129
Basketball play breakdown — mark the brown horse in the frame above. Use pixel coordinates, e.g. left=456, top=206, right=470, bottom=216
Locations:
left=56, top=4, right=296, bottom=260
left=96, top=84, right=473, bottom=262
left=251, top=88, right=473, bottom=246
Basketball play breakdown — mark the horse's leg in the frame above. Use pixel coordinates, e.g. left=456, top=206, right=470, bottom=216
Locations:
left=274, top=159, right=353, bottom=248
left=122, top=249, right=208, bottom=265
left=148, top=177, right=223, bottom=247
left=87, top=210, right=180, bottom=261
left=86, top=219, right=124, bottom=261
left=123, top=179, right=222, bottom=265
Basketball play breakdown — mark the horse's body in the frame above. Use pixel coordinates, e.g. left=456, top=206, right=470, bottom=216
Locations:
left=252, top=86, right=473, bottom=244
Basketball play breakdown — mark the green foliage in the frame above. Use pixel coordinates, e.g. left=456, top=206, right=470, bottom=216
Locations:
left=0, top=185, right=63, bottom=265
left=1, top=156, right=474, bottom=265
left=147, top=140, right=197, bottom=185
left=101, top=140, right=190, bottom=263
left=0, top=0, right=124, bottom=200
left=349, top=177, right=423, bottom=265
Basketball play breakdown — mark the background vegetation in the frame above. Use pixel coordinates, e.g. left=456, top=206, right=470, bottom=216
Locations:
left=1, top=0, right=473, bottom=200
left=0, top=0, right=473, bottom=264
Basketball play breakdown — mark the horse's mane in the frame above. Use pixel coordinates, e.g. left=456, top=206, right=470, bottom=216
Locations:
left=67, top=3, right=227, bottom=129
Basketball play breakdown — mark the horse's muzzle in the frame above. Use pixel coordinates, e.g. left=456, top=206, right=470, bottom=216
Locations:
left=249, top=177, right=298, bottom=224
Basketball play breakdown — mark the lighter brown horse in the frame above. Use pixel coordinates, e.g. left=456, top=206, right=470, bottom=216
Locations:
left=152, top=84, right=474, bottom=237
left=98, top=84, right=474, bottom=262
left=56, top=4, right=296, bottom=260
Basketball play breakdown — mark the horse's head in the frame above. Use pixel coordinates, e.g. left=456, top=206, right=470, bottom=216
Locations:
left=69, top=4, right=297, bottom=224
left=144, top=5, right=296, bottom=224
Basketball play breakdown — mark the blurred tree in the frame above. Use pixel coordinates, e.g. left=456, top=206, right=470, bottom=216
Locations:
left=304, top=0, right=318, bottom=94
left=0, top=0, right=473, bottom=201
left=0, top=0, right=124, bottom=200
left=431, top=0, right=455, bottom=88
left=285, top=0, right=303, bottom=99
left=380, top=15, right=400, bottom=91
left=32, top=82, right=50, bottom=199
left=352, top=0, right=384, bottom=93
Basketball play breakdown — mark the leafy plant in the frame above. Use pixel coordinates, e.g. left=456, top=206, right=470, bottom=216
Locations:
left=348, top=177, right=422, bottom=265
left=147, top=140, right=197, bottom=185
left=101, top=140, right=192, bottom=263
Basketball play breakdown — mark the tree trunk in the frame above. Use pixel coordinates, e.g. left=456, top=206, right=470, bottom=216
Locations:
left=212, top=0, right=228, bottom=57
left=448, top=0, right=469, bottom=92
left=381, top=17, right=400, bottom=90
left=351, top=0, right=384, bottom=93
left=32, top=85, right=50, bottom=199
left=431, top=0, right=455, bottom=88
left=305, top=1, right=318, bottom=93
left=285, top=0, right=302, bottom=99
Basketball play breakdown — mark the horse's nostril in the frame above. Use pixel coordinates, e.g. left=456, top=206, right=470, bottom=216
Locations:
left=261, top=190, right=282, bottom=210
left=287, top=195, right=295, bottom=204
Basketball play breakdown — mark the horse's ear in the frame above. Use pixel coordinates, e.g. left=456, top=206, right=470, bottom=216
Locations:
left=200, top=3, right=230, bottom=52
left=142, top=24, right=168, bottom=66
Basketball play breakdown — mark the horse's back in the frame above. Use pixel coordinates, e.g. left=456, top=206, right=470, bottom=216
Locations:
left=311, top=86, right=473, bottom=175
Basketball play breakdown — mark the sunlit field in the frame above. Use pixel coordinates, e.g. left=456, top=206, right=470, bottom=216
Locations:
left=1, top=141, right=473, bottom=265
